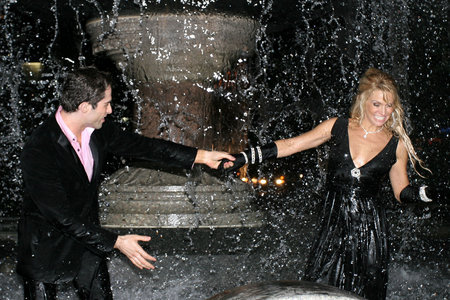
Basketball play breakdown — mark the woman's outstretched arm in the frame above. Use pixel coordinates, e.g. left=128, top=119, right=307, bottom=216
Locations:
left=275, top=117, right=337, bottom=158
left=221, top=118, right=337, bottom=171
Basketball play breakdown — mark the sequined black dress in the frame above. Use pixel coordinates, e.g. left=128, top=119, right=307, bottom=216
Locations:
left=303, top=118, right=398, bottom=300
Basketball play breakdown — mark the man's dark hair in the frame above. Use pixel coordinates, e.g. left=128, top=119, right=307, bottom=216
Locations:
left=60, top=66, right=112, bottom=112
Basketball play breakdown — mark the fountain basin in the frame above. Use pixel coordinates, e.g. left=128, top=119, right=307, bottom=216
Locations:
left=99, top=167, right=265, bottom=228
left=86, top=13, right=258, bottom=82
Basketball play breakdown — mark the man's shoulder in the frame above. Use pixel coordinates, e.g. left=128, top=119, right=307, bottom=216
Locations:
left=93, top=119, right=130, bottom=139
left=23, top=115, right=59, bottom=149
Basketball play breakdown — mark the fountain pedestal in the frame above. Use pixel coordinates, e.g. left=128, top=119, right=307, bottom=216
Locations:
left=99, top=167, right=264, bottom=228
left=86, top=13, right=261, bottom=228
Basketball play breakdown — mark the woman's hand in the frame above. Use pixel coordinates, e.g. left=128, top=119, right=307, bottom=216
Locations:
left=218, top=153, right=247, bottom=172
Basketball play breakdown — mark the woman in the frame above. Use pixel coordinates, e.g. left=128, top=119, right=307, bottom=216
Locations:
left=221, top=68, right=436, bottom=299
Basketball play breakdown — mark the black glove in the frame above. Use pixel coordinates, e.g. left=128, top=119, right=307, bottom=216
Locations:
left=218, top=142, right=278, bottom=172
left=400, top=185, right=448, bottom=204
left=424, top=185, right=448, bottom=204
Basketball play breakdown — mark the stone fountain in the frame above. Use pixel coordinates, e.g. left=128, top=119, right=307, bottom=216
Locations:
left=86, top=12, right=263, bottom=228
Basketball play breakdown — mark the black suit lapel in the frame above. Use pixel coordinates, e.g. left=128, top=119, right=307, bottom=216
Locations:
left=89, top=133, right=100, bottom=182
left=56, top=131, right=90, bottom=183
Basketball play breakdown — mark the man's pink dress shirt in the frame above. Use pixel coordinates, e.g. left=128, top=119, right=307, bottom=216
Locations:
left=55, top=106, right=94, bottom=182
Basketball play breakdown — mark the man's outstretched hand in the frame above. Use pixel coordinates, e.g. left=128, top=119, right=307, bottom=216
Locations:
left=195, top=150, right=236, bottom=169
left=114, top=235, right=157, bottom=270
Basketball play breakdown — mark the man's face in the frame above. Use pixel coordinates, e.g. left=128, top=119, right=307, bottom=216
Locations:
left=85, top=86, right=112, bottom=129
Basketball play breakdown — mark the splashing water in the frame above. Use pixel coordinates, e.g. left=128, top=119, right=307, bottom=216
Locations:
left=0, top=0, right=448, bottom=299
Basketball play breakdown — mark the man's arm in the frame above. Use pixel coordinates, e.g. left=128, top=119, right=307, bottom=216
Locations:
left=99, top=120, right=234, bottom=169
left=194, top=149, right=235, bottom=169
left=99, top=120, right=198, bottom=169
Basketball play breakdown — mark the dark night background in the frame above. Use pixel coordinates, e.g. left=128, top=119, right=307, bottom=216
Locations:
left=1, top=0, right=448, bottom=218
left=0, top=0, right=448, bottom=299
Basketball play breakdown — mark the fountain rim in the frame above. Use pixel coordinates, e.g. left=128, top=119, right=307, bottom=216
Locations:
left=86, top=11, right=259, bottom=26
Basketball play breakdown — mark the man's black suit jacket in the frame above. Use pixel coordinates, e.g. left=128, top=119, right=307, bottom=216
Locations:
left=17, top=115, right=197, bottom=283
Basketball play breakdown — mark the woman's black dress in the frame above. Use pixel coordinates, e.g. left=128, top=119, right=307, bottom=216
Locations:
left=303, top=118, right=399, bottom=300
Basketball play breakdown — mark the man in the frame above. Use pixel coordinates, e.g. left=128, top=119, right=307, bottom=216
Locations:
left=17, top=66, right=234, bottom=299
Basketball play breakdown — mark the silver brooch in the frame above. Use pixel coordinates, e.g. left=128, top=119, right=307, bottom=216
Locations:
left=351, top=167, right=361, bottom=179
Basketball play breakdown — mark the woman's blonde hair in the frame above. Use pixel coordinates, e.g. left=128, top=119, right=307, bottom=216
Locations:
left=350, top=68, right=430, bottom=176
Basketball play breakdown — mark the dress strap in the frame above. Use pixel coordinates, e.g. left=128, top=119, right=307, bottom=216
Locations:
left=331, top=118, right=348, bottom=139
left=386, top=135, right=400, bottom=159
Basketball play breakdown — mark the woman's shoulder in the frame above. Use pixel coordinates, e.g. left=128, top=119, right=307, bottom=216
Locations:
left=311, top=117, right=347, bottom=139
left=318, top=117, right=340, bottom=127
left=395, top=136, right=407, bottom=153
left=327, top=117, right=355, bottom=126
left=324, top=117, right=348, bottom=134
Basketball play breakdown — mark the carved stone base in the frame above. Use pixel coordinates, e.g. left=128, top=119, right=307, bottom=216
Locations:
left=99, top=167, right=264, bottom=228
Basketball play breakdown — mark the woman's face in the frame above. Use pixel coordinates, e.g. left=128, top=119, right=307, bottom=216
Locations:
left=363, top=89, right=394, bottom=127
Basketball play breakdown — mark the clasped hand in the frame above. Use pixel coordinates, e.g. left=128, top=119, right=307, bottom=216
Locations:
left=218, top=154, right=246, bottom=172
